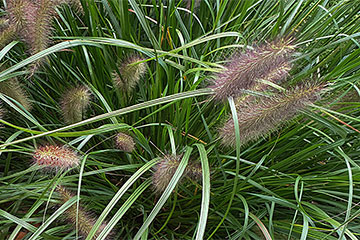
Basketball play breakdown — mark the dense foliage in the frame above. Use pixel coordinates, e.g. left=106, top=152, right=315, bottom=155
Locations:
left=1, top=0, right=360, bottom=239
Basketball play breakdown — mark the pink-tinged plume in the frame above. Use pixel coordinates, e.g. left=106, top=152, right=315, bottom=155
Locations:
left=213, top=39, right=294, bottom=100
left=33, top=145, right=80, bottom=171
left=219, top=84, right=324, bottom=146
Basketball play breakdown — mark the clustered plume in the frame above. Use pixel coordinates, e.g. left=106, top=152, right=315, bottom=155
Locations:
left=115, top=132, right=135, bottom=153
left=56, top=185, right=109, bottom=239
left=113, top=55, right=147, bottom=92
left=152, top=155, right=202, bottom=194
left=33, top=144, right=80, bottom=171
left=0, top=78, right=32, bottom=111
left=215, top=38, right=324, bottom=146
left=0, top=0, right=82, bottom=57
left=212, top=38, right=294, bottom=101
left=60, top=85, right=91, bottom=124
left=219, top=84, right=323, bottom=146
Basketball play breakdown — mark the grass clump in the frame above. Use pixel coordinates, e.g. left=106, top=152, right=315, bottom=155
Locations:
left=0, top=1, right=360, bottom=240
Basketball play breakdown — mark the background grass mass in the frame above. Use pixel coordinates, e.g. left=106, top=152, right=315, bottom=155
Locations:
left=0, top=0, right=360, bottom=239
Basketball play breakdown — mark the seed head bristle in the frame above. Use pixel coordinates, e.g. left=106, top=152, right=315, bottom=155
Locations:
left=213, top=38, right=294, bottom=100
left=33, top=145, right=80, bottom=171
left=61, top=85, right=91, bottom=124
left=152, top=155, right=181, bottom=194
left=115, top=132, right=135, bottom=153
left=4, top=0, right=82, bottom=71
left=185, top=162, right=202, bottom=181
left=54, top=0, right=84, bottom=13
left=0, top=17, right=9, bottom=27
left=219, top=84, right=323, bottom=147
left=24, top=0, right=54, bottom=56
left=56, top=186, right=110, bottom=239
left=113, top=55, right=147, bottom=92
left=7, top=0, right=33, bottom=28
left=0, top=78, right=32, bottom=111
left=152, top=155, right=203, bottom=194
left=0, top=22, right=17, bottom=48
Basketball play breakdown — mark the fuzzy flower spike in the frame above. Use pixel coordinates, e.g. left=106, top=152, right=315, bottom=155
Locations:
left=115, top=132, right=135, bottom=153
left=56, top=186, right=110, bottom=239
left=213, top=38, right=294, bottom=100
left=152, top=155, right=202, bottom=194
left=0, top=78, right=32, bottom=111
left=61, top=85, right=91, bottom=124
left=219, top=84, right=324, bottom=147
left=33, top=144, right=80, bottom=171
left=0, top=18, right=17, bottom=48
left=113, top=55, right=147, bottom=92
left=2, top=0, right=82, bottom=67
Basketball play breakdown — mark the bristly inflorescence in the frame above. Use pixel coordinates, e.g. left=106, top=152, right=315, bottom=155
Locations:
left=33, top=144, right=80, bottom=171
left=115, top=132, right=135, bottom=153
left=60, top=85, right=91, bottom=124
left=212, top=38, right=294, bottom=101
left=152, top=155, right=202, bottom=194
left=113, top=55, right=147, bottom=92
left=0, top=78, right=32, bottom=111
left=219, top=84, right=324, bottom=147
left=1, top=0, right=82, bottom=58
left=56, top=185, right=110, bottom=239
left=0, top=18, right=17, bottom=47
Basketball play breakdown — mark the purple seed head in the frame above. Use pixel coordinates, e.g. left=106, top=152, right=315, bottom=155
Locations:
left=56, top=186, right=111, bottom=239
left=61, top=85, right=91, bottom=124
left=152, top=155, right=203, bottom=194
left=7, top=0, right=33, bottom=28
left=152, top=155, right=182, bottom=194
left=0, top=78, right=32, bottom=111
left=113, top=55, right=147, bottom=92
left=24, top=0, right=55, bottom=55
left=33, top=144, right=80, bottom=171
left=5, top=0, right=82, bottom=70
left=212, top=38, right=294, bottom=101
left=0, top=23, right=17, bottom=48
left=115, top=132, right=136, bottom=153
left=219, top=83, right=324, bottom=147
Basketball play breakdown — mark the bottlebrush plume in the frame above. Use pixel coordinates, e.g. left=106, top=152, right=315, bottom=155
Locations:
left=113, top=55, right=147, bottom=92
left=61, top=85, right=91, bottom=124
left=7, top=0, right=33, bottom=28
left=235, top=61, right=292, bottom=107
left=56, top=186, right=110, bottom=239
left=33, top=144, right=80, bottom=171
left=152, top=155, right=202, bottom=194
left=212, top=38, right=294, bottom=100
left=0, top=78, right=32, bottom=111
left=219, top=84, right=324, bottom=147
left=0, top=21, right=17, bottom=48
left=115, top=132, right=135, bottom=153
left=4, top=0, right=82, bottom=69
left=25, top=0, right=54, bottom=55
left=0, top=17, right=9, bottom=26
